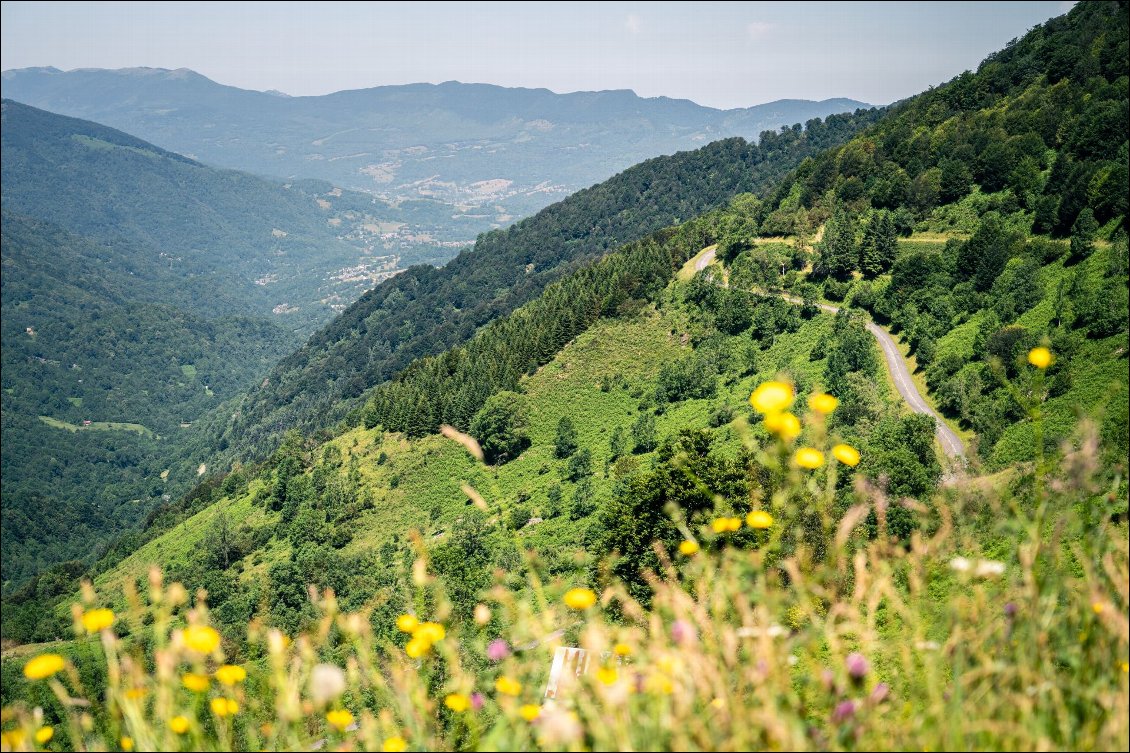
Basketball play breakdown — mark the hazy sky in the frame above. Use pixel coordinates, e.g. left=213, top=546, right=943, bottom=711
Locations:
left=1, top=1, right=1072, bottom=109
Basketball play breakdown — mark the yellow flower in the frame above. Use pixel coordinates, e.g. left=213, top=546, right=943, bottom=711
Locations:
left=183, top=624, right=221, bottom=654
left=35, top=726, right=54, bottom=744
left=678, top=540, right=699, bottom=556
left=210, top=697, right=239, bottom=717
left=519, top=704, right=541, bottom=721
left=727, top=517, right=742, bottom=531
left=596, top=666, right=619, bottom=685
left=1092, top=601, right=1105, bottom=615
left=214, top=664, right=247, bottom=686
left=415, top=622, right=446, bottom=643
left=613, top=642, right=632, bottom=657
left=1, top=730, right=26, bottom=749
left=182, top=672, right=210, bottom=693
left=405, top=637, right=431, bottom=658
left=81, top=608, right=115, bottom=633
left=121, top=736, right=135, bottom=751
left=750, top=381, right=794, bottom=413
left=563, top=588, right=597, bottom=610
left=169, top=716, right=190, bottom=734
left=396, top=614, right=419, bottom=634
left=495, top=676, right=522, bottom=696
left=808, top=392, right=839, bottom=414
left=383, top=736, right=409, bottom=752
left=125, top=687, right=147, bottom=700
left=831, top=443, right=861, bottom=467
left=23, top=653, right=65, bottom=680
left=444, top=693, right=471, bottom=712
left=746, top=510, right=773, bottom=529
left=1120, top=661, right=1129, bottom=674
left=326, top=709, right=354, bottom=731
left=1027, top=347, right=1053, bottom=369
left=763, top=412, right=801, bottom=441
left=713, top=516, right=742, bottom=533
left=794, top=447, right=825, bottom=469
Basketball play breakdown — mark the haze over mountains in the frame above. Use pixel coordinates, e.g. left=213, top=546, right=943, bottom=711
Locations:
left=1, top=67, right=870, bottom=225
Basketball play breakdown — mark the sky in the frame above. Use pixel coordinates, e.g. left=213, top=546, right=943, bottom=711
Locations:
left=1, top=1, right=1074, bottom=109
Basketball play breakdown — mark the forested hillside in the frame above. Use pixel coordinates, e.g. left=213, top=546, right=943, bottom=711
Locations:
left=189, top=112, right=881, bottom=467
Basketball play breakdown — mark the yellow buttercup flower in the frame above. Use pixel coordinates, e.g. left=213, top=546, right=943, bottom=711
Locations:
left=211, top=697, right=239, bottom=716
left=1, top=730, right=26, bottom=749
left=445, top=693, right=471, bottom=712
left=808, top=392, right=839, bottom=414
left=326, top=709, right=354, bottom=731
left=746, top=510, right=773, bottom=529
left=763, top=412, right=801, bottom=441
left=214, top=664, right=247, bottom=686
left=81, top=608, right=115, bottom=633
left=396, top=614, right=419, bottom=634
left=23, top=653, right=65, bottom=680
left=405, top=637, right=431, bottom=658
left=121, top=736, right=135, bottom=751
left=169, top=716, right=190, bottom=734
left=495, top=676, right=522, bottom=696
left=794, top=447, right=825, bottom=469
left=519, top=704, right=541, bottom=721
left=596, top=666, right=619, bottom=685
left=415, top=622, right=446, bottom=643
left=35, top=726, right=54, bottom=744
left=182, top=672, right=210, bottom=692
left=1027, top=347, right=1053, bottom=369
left=383, top=736, right=408, bottom=752
left=678, top=540, right=699, bottom=556
left=183, top=624, right=221, bottom=654
left=750, top=381, right=795, bottom=413
left=832, top=443, right=861, bottom=467
left=563, top=588, right=597, bottom=610
left=613, top=643, right=632, bottom=657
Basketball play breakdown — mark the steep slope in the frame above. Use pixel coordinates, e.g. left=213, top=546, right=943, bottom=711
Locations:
left=187, top=112, right=881, bottom=465
left=0, top=67, right=869, bottom=220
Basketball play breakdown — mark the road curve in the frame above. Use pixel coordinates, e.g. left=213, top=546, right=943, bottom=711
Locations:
left=695, top=245, right=718, bottom=272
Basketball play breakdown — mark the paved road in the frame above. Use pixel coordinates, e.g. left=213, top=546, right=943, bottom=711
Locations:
left=695, top=245, right=718, bottom=272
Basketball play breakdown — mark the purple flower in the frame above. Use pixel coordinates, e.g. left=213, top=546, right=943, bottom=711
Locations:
left=471, top=692, right=485, bottom=711
left=487, top=639, right=510, bottom=662
left=870, top=682, right=890, bottom=705
left=671, top=619, right=696, bottom=645
left=1004, top=602, right=1018, bottom=619
left=832, top=700, right=856, bottom=724
left=845, top=652, right=869, bottom=681
left=821, top=668, right=838, bottom=694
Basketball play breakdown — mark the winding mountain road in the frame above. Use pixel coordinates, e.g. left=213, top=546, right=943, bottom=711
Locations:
left=695, top=246, right=966, bottom=462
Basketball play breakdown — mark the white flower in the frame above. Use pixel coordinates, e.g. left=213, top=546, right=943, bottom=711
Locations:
left=309, top=663, right=346, bottom=707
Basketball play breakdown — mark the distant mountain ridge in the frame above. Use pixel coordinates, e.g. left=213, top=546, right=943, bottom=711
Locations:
left=0, top=67, right=870, bottom=222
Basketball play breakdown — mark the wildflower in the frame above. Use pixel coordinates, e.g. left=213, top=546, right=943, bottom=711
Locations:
left=613, top=643, right=632, bottom=657
left=121, top=736, right=135, bottom=751
left=671, top=620, right=696, bottom=645
left=183, top=624, right=221, bottom=654
left=471, top=692, right=485, bottom=711
left=383, top=737, right=408, bottom=752
left=1004, top=602, right=1018, bottom=619
left=214, top=664, right=247, bottom=685
left=169, top=716, right=190, bottom=734
left=808, top=392, right=839, bottom=414
left=1027, top=347, right=1053, bottom=369
left=1121, top=661, right=1129, bottom=674
left=679, top=540, right=700, bottom=556
left=310, top=663, right=347, bottom=706
left=793, top=447, right=825, bottom=469
left=445, top=693, right=471, bottom=712
left=326, top=709, right=354, bottom=731
left=405, top=637, right=431, bottom=658
left=35, top=726, right=54, bottom=744
left=563, top=588, right=597, bottom=610
left=81, top=608, right=115, bottom=633
left=495, top=676, right=522, bottom=696
left=1092, top=601, right=1106, bottom=615
left=23, top=653, right=65, bottom=680
left=415, top=622, right=446, bottom=643
left=125, top=687, right=147, bottom=700
left=519, top=704, right=541, bottom=721
left=182, top=672, right=210, bottom=692
left=750, top=381, right=794, bottom=413
left=763, top=411, right=802, bottom=441
left=831, top=443, right=861, bottom=467
left=487, top=639, right=511, bottom=662
left=0, top=731, right=26, bottom=749
left=711, top=517, right=742, bottom=533
left=211, top=697, right=239, bottom=716
left=846, top=652, right=869, bottom=681
left=746, top=510, right=773, bottom=529
left=396, top=614, right=419, bottom=633
left=474, top=603, right=492, bottom=625
left=870, top=682, right=890, bottom=704
left=596, top=666, right=619, bottom=685
left=832, top=699, right=856, bottom=723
